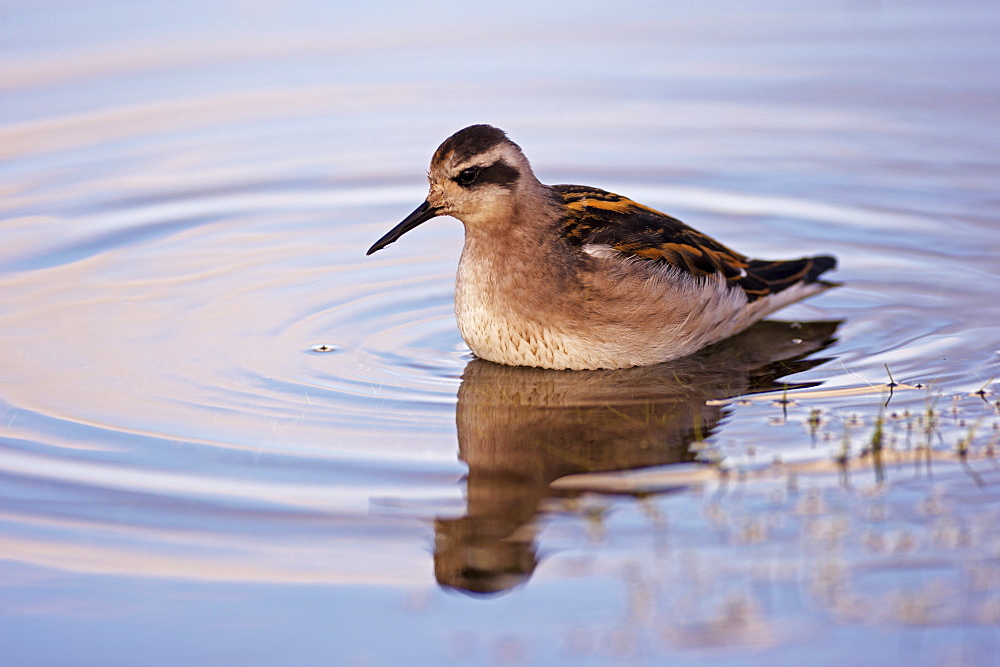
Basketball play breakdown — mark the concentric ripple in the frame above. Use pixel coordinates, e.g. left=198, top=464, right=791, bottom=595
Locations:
left=3, top=163, right=994, bottom=475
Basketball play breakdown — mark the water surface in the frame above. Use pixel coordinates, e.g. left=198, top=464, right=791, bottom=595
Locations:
left=2, top=0, right=999, bottom=663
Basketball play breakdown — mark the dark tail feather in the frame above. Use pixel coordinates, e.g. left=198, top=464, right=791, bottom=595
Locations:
left=740, top=255, right=838, bottom=301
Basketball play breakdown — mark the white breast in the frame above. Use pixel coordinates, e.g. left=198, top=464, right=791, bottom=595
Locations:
left=454, top=255, right=586, bottom=368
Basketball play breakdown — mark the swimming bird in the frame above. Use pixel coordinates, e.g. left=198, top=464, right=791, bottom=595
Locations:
left=367, top=124, right=837, bottom=370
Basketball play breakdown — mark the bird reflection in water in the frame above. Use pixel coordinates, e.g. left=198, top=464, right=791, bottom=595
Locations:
left=434, top=319, right=841, bottom=595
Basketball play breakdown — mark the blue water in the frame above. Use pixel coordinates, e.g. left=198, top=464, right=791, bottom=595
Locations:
left=2, top=0, right=999, bottom=663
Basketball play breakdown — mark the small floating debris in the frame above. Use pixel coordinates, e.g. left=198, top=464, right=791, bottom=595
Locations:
left=971, top=377, right=995, bottom=402
left=310, top=344, right=338, bottom=353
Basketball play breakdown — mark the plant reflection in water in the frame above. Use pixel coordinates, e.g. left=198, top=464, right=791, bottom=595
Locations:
left=435, top=319, right=842, bottom=594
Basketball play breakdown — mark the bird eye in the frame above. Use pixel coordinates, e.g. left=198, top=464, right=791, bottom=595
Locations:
left=455, top=167, right=480, bottom=186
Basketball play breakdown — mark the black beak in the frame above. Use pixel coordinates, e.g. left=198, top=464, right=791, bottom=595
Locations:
left=366, top=201, right=441, bottom=255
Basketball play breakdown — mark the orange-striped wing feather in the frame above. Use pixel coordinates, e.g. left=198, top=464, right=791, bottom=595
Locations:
left=553, top=185, right=835, bottom=302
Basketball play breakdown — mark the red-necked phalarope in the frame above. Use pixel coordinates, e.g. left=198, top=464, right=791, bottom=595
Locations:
left=368, top=124, right=837, bottom=370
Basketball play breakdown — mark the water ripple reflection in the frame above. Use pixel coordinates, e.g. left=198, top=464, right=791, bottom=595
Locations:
left=1, top=155, right=996, bottom=529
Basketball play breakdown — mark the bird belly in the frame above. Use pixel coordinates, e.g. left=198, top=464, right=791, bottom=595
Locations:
left=455, top=300, right=599, bottom=369
left=453, top=262, right=724, bottom=370
left=453, top=252, right=818, bottom=370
